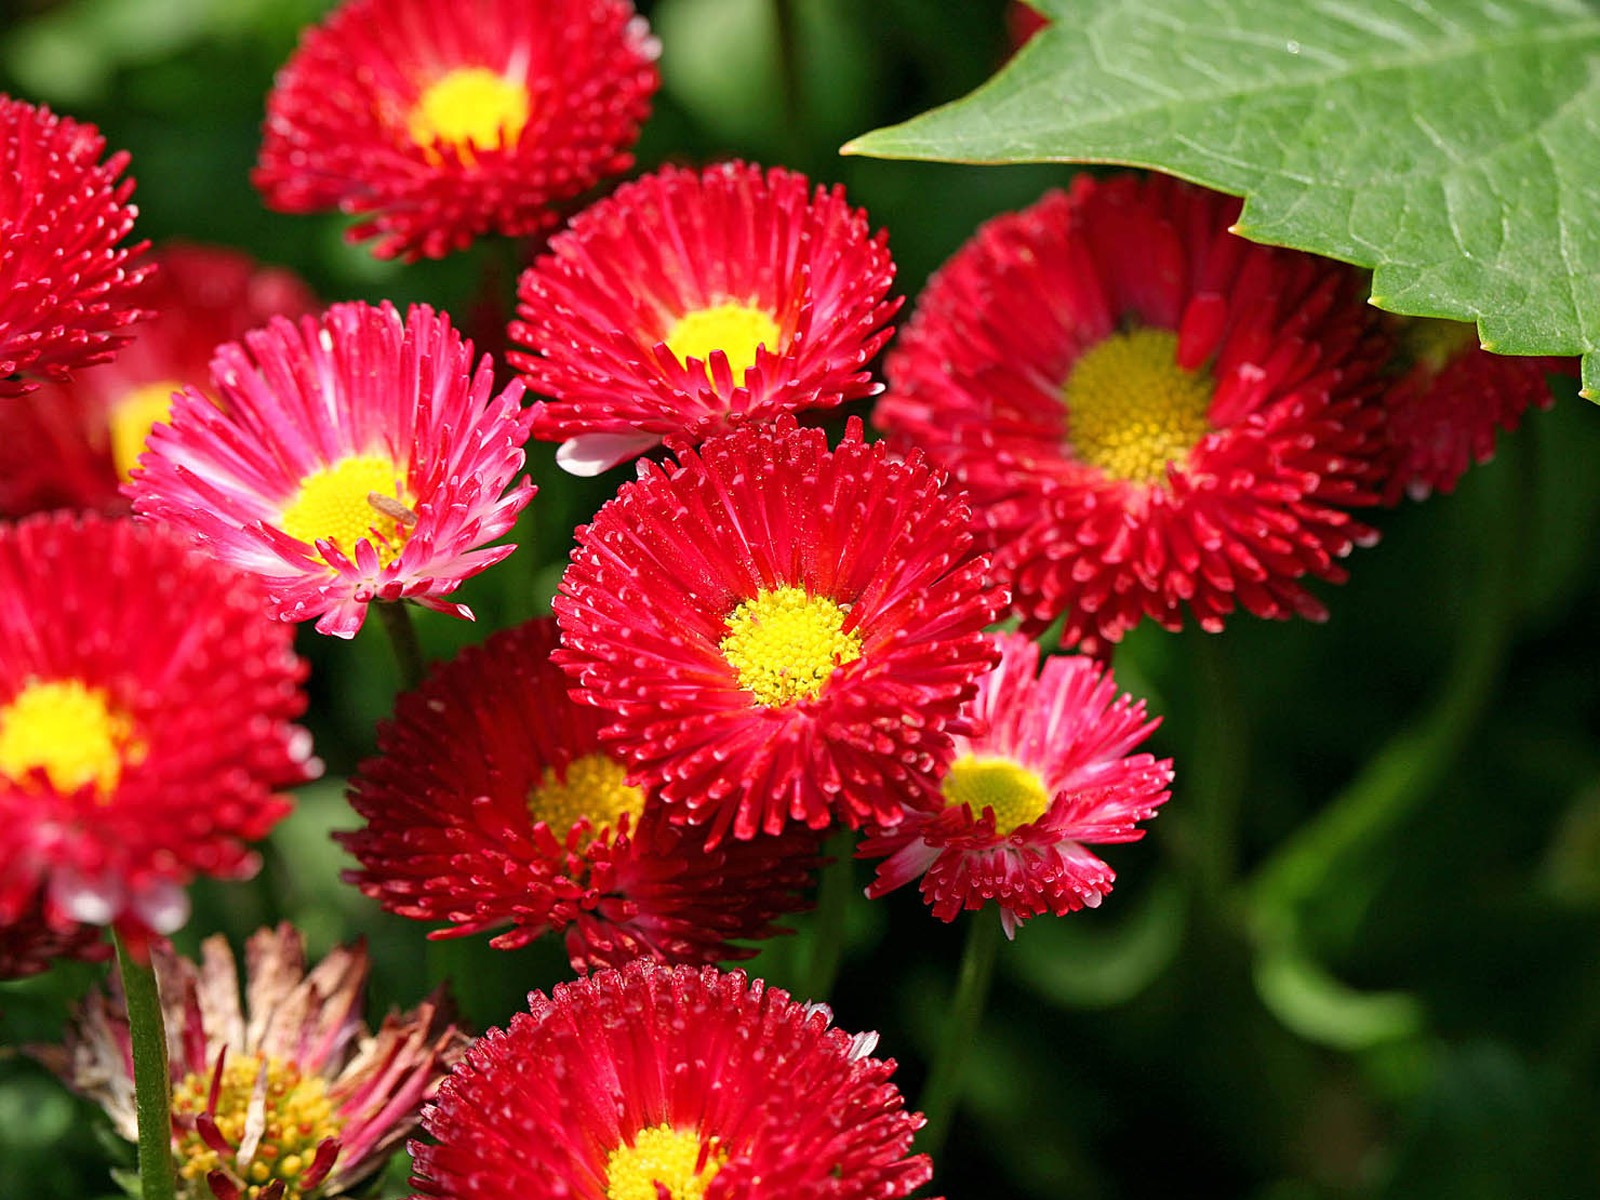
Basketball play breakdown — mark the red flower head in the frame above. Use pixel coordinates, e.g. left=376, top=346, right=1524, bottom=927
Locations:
left=1381, top=315, right=1569, bottom=502
left=254, top=0, right=659, bottom=260
left=1006, top=2, right=1050, bottom=51
left=35, top=923, right=467, bottom=1200
left=861, top=632, right=1173, bottom=936
left=876, top=172, right=1396, bottom=650
left=554, top=416, right=1005, bottom=845
left=0, top=95, right=151, bottom=394
left=510, top=162, right=900, bottom=474
left=411, top=961, right=933, bottom=1200
left=128, top=300, right=535, bottom=638
left=0, top=242, right=317, bottom=518
left=0, top=892, right=110, bottom=981
left=0, top=514, right=316, bottom=946
left=340, top=618, right=822, bottom=972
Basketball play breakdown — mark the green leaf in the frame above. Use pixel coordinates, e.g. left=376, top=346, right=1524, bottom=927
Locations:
left=845, top=0, right=1600, bottom=398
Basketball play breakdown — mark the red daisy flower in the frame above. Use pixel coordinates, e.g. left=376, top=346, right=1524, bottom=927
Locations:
left=510, top=161, right=900, bottom=475
left=860, top=632, right=1172, bottom=935
left=0, top=893, right=109, bottom=981
left=0, top=513, right=316, bottom=944
left=0, top=242, right=317, bottom=518
left=254, top=0, right=659, bottom=260
left=411, top=961, right=933, bottom=1200
left=876, top=172, right=1395, bottom=649
left=341, top=618, right=821, bottom=972
left=0, top=95, right=151, bottom=394
left=1382, top=315, right=1570, bottom=502
left=554, top=416, right=1004, bottom=844
left=1006, top=2, right=1050, bottom=51
left=35, top=923, right=467, bottom=1200
left=128, top=300, right=535, bottom=638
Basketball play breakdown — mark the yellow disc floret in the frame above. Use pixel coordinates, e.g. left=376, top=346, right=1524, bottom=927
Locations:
left=278, top=454, right=413, bottom=568
left=171, top=1053, right=344, bottom=1200
left=942, top=754, right=1053, bottom=835
left=408, top=67, right=530, bottom=158
left=0, top=679, right=141, bottom=797
left=528, top=752, right=646, bottom=841
left=109, top=379, right=184, bottom=482
left=665, top=302, right=781, bottom=377
left=1062, top=328, right=1213, bottom=485
left=605, top=1124, right=727, bottom=1200
left=720, top=586, right=863, bottom=708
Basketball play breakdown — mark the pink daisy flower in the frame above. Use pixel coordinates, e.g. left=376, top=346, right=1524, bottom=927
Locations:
left=861, top=632, right=1173, bottom=935
left=0, top=513, right=315, bottom=946
left=1382, top=315, right=1572, bottom=501
left=128, top=300, right=535, bottom=638
left=35, top=923, right=467, bottom=1200
left=411, top=961, right=933, bottom=1200
left=510, top=161, right=900, bottom=475
left=254, top=0, right=659, bottom=260
left=0, top=95, right=151, bottom=394
left=554, top=416, right=1004, bottom=844
left=340, top=618, right=822, bottom=972
left=0, top=242, right=317, bottom=518
left=876, top=172, right=1395, bottom=650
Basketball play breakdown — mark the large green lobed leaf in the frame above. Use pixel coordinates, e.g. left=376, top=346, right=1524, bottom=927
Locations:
left=846, top=0, right=1600, bottom=397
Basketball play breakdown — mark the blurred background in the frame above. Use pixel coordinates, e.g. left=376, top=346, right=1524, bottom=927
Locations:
left=1, top=1, right=1598, bottom=1197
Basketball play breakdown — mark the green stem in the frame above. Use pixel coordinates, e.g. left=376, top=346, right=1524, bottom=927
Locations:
left=917, top=912, right=1003, bottom=1160
left=1248, top=435, right=1528, bottom=926
left=375, top=600, right=426, bottom=691
left=1187, top=631, right=1246, bottom=903
left=114, top=931, right=177, bottom=1200
left=804, top=829, right=857, bottom=1001
left=771, top=0, right=806, bottom=162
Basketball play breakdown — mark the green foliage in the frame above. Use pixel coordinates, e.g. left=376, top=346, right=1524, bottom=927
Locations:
left=846, top=0, right=1600, bottom=397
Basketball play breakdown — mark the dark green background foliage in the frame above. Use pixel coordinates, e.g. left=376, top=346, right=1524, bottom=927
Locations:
left=2, top=1, right=1598, bottom=1197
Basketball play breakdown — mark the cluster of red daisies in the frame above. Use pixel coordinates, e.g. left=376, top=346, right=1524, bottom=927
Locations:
left=0, top=0, right=1569, bottom=1197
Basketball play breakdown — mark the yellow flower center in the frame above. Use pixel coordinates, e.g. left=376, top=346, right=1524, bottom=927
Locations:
left=171, top=1053, right=344, bottom=1200
left=1401, top=316, right=1477, bottom=374
left=0, top=679, right=141, bottom=797
left=942, top=754, right=1052, bottom=835
left=719, top=586, right=862, bottom=708
left=605, top=1124, right=726, bottom=1200
left=278, top=454, right=413, bottom=568
left=664, top=302, right=781, bottom=377
left=408, top=67, right=530, bottom=157
left=1062, top=328, right=1213, bottom=485
left=109, top=379, right=184, bottom=482
left=527, top=752, right=645, bottom=841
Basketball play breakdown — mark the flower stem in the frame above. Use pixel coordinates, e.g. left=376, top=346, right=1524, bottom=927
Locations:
left=804, top=829, right=857, bottom=1001
left=375, top=600, right=426, bottom=691
left=917, top=911, right=1003, bottom=1160
left=1248, top=432, right=1527, bottom=928
left=113, top=930, right=177, bottom=1200
left=772, top=0, right=803, bottom=135
left=1188, top=630, right=1246, bottom=903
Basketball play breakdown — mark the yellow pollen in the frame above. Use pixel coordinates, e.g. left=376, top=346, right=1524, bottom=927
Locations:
left=0, top=679, right=141, bottom=797
left=527, top=753, right=645, bottom=841
left=665, top=302, right=781, bottom=377
left=1401, top=316, right=1478, bottom=374
left=1063, top=328, right=1214, bottom=485
left=719, top=586, right=862, bottom=708
left=942, top=754, right=1052, bottom=835
left=278, top=454, right=412, bottom=568
left=605, top=1124, right=727, bottom=1200
left=408, top=67, right=529, bottom=158
left=171, top=1053, right=344, bottom=1200
left=109, top=379, right=185, bottom=482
